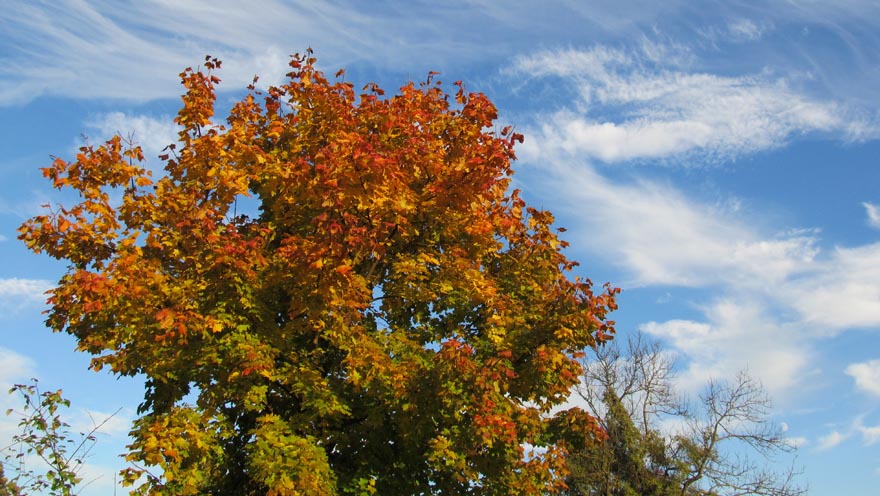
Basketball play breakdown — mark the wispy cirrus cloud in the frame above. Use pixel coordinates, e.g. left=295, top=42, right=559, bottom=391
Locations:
left=0, top=366, right=133, bottom=496
left=0, top=278, right=52, bottom=314
left=726, top=18, right=770, bottom=42
left=4, top=1, right=880, bottom=120
left=0, top=0, right=403, bottom=104
left=521, top=158, right=820, bottom=289
left=512, top=45, right=875, bottom=164
left=0, top=347, right=34, bottom=384
left=787, top=436, right=809, bottom=448
left=0, top=0, right=576, bottom=106
left=70, top=408, right=135, bottom=440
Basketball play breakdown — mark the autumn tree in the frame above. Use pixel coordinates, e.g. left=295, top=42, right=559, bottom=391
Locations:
left=19, top=53, right=619, bottom=495
left=566, top=333, right=804, bottom=496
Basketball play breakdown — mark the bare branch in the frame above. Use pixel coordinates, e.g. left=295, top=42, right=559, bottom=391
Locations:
left=567, top=333, right=805, bottom=496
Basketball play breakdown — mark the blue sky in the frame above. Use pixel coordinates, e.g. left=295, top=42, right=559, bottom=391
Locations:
left=1, top=1, right=879, bottom=494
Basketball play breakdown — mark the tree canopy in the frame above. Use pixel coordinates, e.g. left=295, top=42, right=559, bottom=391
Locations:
left=19, top=53, right=619, bottom=495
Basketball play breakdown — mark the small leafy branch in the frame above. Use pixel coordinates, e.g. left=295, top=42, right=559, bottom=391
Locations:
left=2, top=378, right=119, bottom=496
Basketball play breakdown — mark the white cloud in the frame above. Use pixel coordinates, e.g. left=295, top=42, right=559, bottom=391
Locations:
left=727, top=18, right=768, bottom=42
left=641, top=300, right=810, bottom=398
left=527, top=113, right=714, bottom=163
left=0, top=1, right=188, bottom=104
left=0, top=0, right=538, bottom=105
left=0, top=188, right=54, bottom=219
left=515, top=150, right=880, bottom=404
left=71, top=408, right=134, bottom=440
left=812, top=417, right=880, bottom=451
left=694, top=17, right=773, bottom=45
left=845, top=360, right=880, bottom=397
left=0, top=352, right=131, bottom=496
left=0, top=348, right=35, bottom=456
left=783, top=244, right=880, bottom=331
left=860, top=424, right=880, bottom=445
left=0, top=450, right=124, bottom=496
left=513, top=45, right=871, bottom=163
left=0, top=438, right=126, bottom=496
left=3, top=0, right=880, bottom=114
left=787, top=436, right=809, bottom=448
left=816, top=430, right=846, bottom=451
left=522, top=159, right=819, bottom=289
left=863, top=202, right=880, bottom=229
left=84, top=112, right=180, bottom=165
left=0, top=1, right=358, bottom=103
left=0, top=347, right=35, bottom=384
left=0, top=278, right=52, bottom=301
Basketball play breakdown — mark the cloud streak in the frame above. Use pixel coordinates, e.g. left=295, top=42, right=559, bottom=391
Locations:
left=859, top=424, right=880, bottom=446
left=0, top=0, right=403, bottom=104
left=0, top=347, right=34, bottom=384
left=783, top=245, right=880, bottom=331
left=513, top=45, right=874, bottom=163
left=519, top=158, right=820, bottom=289
left=0, top=0, right=588, bottom=106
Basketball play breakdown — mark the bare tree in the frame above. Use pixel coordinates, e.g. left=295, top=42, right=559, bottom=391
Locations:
left=675, top=371, right=804, bottom=496
left=576, top=332, right=684, bottom=436
left=570, top=333, right=806, bottom=496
